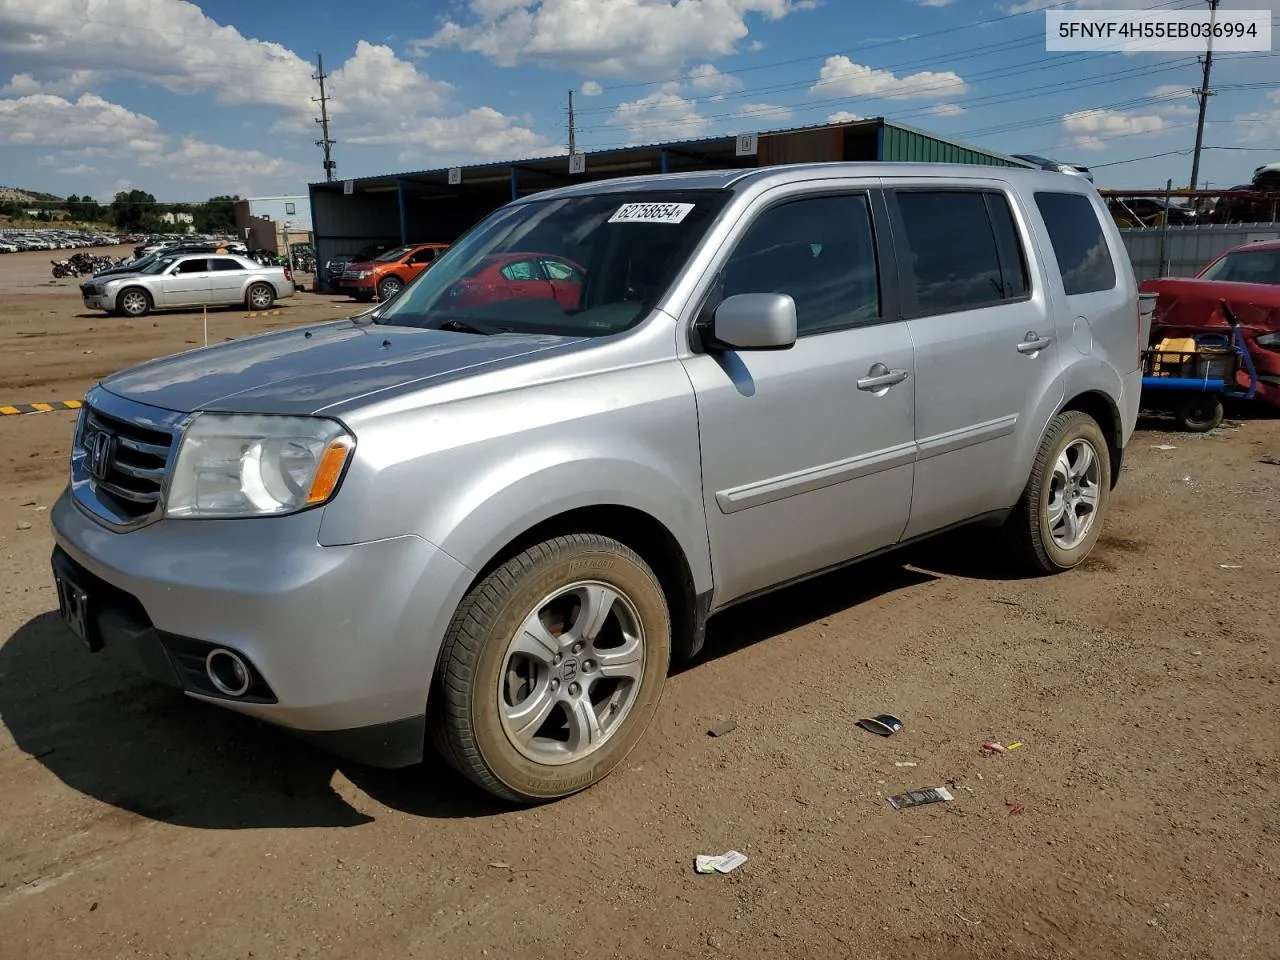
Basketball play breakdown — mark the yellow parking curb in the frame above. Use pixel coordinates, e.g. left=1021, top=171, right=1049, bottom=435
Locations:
left=0, top=400, right=82, bottom=416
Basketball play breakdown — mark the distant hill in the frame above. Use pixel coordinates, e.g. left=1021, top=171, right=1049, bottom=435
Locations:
left=0, top=186, right=63, bottom=203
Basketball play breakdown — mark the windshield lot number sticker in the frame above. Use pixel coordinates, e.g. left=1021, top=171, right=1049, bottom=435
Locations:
left=609, top=202, right=695, bottom=225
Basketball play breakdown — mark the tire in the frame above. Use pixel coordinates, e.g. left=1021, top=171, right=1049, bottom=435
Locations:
left=1003, top=410, right=1111, bottom=575
left=431, top=534, right=671, bottom=804
left=246, top=282, right=275, bottom=312
left=116, top=287, right=151, bottom=318
left=377, top=276, right=403, bottom=301
left=1175, top=395, right=1223, bottom=433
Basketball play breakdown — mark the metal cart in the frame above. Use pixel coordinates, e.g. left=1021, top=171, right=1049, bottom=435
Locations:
left=1140, top=299, right=1259, bottom=432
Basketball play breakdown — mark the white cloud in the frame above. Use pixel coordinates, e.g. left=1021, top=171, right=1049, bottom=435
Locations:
left=1062, top=108, right=1166, bottom=150
left=813, top=56, right=967, bottom=101
left=607, top=91, right=707, bottom=143
left=55, top=163, right=96, bottom=176
left=688, top=63, right=742, bottom=95
left=734, top=102, right=792, bottom=122
left=0, top=93, right=164, bottom=150
left=930, top=102, right=966, bottom=117
left=828, top=111, right=863, bottom=123
left=344, top=106, right=558, bottom=162
left=581, top=80, right=603, bottom=96
left=1150, top=84, right=1193, bottom=101
left=1, top=0, right=549, bottom=169
left=1268, top=90, right=1280, bottom=104
left=419, top=0, right=813, bottom=77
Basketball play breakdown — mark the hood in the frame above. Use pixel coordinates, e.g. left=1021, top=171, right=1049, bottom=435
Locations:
left=99, top=319, right=589, bottom=416
left=1139, top=277, right=1280, bottom=335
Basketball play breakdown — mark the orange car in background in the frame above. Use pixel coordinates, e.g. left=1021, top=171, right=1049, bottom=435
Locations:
left=339, top=242, right=449, bottom=302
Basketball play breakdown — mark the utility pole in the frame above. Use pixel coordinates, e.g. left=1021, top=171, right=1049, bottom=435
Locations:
left=312, top=53, right=336, bottom=182
left=567, top=90, right=577, bottom=156
left=1188, top=0, right=1219, bottom=192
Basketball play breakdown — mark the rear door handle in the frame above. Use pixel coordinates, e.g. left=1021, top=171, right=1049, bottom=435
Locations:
left=857, top=364, right=910, bottom=391
left=1017, top=332, right=1054, bottom=354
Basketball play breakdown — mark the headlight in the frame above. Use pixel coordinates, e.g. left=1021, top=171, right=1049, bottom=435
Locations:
left=357, top=270, right=372, bottom=279
left=166, top=414, right=354, bottom=519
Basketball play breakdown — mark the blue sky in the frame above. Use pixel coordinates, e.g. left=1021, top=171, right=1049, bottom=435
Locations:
left=1, top=0, right=1277, bottom=202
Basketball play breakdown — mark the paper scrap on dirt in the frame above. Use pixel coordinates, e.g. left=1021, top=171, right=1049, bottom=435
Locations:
left=887, top=786, right=953, bottom=810
left=695, top=851, right=748, bottom=874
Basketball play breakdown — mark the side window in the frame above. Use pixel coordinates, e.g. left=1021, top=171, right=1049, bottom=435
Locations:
left=1034, top=192, right=1117, bottom=296
left=895, top=191, right=1018, bottom=315
left=542, top=259, right=581, bottom=282
left=285, top=202, right=296, bottom=215
left=716, top=194, right=880, bottom=335
left=500, top=260, right=539, bottom=281
left=173, top=258, right=208, bottom=274
left=209, top=258, right=244, bottom=272
left=985, top=193, right=1029, bottom=300
left=410, top=248, right=437, bottom=265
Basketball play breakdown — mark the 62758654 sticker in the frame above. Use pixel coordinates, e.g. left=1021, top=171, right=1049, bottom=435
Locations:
left=608, top=202, right=695, bottom=225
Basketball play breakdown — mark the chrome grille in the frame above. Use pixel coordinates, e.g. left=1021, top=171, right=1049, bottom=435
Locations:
left=71, top=391, right=183, bottom=530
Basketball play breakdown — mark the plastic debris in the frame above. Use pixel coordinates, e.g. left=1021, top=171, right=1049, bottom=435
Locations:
left=894, top=761, right=918, bottom=768
left=1151, top=444, right=1177, bottom=451
left=887, top=786, right=953, bottom=810
left=981, top=741, right=1007, bottom=756
left=1007, top=803, right=1025, bottom=817
left=707, top=720, right=737, bottom=738
left=695, top=851, right=747, bottom=874
left=1006, top=741, right=1023, bottom=751
left=1220, top=564, right=1243, bottom=569
left=857, top=714, right=903, bottom=737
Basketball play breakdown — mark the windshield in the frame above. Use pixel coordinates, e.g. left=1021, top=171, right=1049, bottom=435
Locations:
left=1198, top=248, right=1280, bottom=285
left=140, top=256, right=179, bottom=275
left=372, top=190, right=730, bottom=337
left=374, top=245, right=413, bottom=263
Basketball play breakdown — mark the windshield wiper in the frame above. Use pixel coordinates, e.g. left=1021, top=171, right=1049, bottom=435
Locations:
left=436, top=318, right=509, bottom=336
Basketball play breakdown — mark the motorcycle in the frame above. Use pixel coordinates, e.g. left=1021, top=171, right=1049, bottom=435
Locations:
left=50, top=259, right=78, bottom=279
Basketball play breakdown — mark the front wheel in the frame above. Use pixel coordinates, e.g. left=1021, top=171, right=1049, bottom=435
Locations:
left=377, top=276, right=403, bottom=301
left=116, top=287, right=151, bottom=318
left=431, top=534, right=671, bottom=804
left=1003, top=410, right=1111, bottom=574
left=1175, top=395, right=1223, bottom=433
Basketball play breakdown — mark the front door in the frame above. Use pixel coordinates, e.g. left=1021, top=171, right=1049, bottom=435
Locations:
left=683, top=189, right=917, bottom=606
left=883, top=184, right=1065, bottom=540
left=160, top=257, right=212, bottom=306
left=403, top=246, right=439, bottom=282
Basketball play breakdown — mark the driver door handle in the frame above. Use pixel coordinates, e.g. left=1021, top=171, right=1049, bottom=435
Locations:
left=857, top=365, right=910, bottom=391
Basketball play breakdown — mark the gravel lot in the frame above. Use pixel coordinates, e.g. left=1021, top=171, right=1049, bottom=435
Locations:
left=1, top=246, right=1277, bottom=959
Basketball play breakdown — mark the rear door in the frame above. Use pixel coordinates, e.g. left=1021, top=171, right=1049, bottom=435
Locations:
left=208, top=257, right=250, bottom=304
left=883, top=183, right=1064, bottom=539
left=160, top=257, right=212, bottom=306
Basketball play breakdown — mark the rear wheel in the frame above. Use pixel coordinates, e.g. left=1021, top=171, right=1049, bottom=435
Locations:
left=1003, top=410, right=1111, bottom=574
left=117, top=287, right=151, bottom=318
left=1175, top=395, right=1223, bottom=433
left=246, top=283, right=274, bottom=311
left=432, top=534, right=671, bottom=804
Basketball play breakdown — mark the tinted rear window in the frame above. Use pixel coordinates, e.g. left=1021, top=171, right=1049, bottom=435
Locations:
left=896, top=190, right=1028, bottom=315
left=1034, top=192, right=1117, bottom=296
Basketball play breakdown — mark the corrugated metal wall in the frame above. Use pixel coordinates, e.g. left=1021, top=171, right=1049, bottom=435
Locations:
left=310, top=188, right=401, bottom=269
left=759, top=128, right=844, bottom=165
left=1119, top=223, right=1280, bottom=282
left=878, top=122, right=1028, bottom=167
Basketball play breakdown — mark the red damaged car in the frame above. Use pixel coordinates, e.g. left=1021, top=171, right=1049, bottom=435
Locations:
left=1139, top=239, right=1280, bottom=408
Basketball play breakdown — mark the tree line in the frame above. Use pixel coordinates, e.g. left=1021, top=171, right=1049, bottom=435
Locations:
left=0, top=191, right=242, bottom=234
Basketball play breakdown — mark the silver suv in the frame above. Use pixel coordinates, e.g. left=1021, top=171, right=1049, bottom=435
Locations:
left=50, top=163, right=1146, bottom=803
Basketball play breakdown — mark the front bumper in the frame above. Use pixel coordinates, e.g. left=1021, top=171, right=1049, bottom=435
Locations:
left=49, top=489, right=475, bottom=767
left=83, top=295, right=110, bottom=310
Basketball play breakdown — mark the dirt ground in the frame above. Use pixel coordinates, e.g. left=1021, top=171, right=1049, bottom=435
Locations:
left=0, top=246, right=1277, bottom=960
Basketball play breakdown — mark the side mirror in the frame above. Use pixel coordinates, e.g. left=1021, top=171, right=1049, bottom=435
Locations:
left=709, top=293, right=798, bottom=351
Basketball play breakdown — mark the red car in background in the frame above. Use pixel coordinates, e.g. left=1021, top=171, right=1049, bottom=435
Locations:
left=1139, top=239, right=1280, bottom=409
left=445, top=253, right=584, bottom=310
